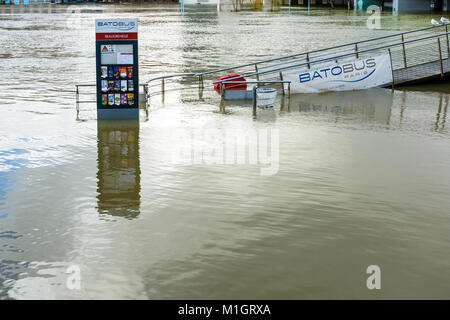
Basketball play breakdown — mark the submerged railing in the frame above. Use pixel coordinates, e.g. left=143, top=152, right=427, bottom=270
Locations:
left=75, top=23, right=450, bottom=110
left=146, top=23, right=450, bottom=98
left=75, top=83, right=149, bottom=118
left=220, top=80, right=292, bottom=116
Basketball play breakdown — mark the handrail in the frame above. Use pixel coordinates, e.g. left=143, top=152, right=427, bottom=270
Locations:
left=193, top=23, right=449, bottom=77
left=75, top=83, right=149, bottom=88
left=219, top=80, right=293, bottom=104
left=75, top=23, right=450, bottom=111
left=146, top=72, right=197, bottom=82
left=220, top=80, right=291, bottom=84
left=75, top=83, right=149, bottom=109
left=145, top=23, right=449, bottom=88
left=213, top=31, right=450, bottom=84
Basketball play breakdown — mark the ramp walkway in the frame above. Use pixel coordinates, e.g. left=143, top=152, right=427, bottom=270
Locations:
left=146, top=22, right=450, bottom=97
left=75, top=23, right=450, bottom=111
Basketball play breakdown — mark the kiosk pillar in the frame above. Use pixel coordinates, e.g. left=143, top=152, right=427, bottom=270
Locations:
left=96, top=19, right=139, bottom=120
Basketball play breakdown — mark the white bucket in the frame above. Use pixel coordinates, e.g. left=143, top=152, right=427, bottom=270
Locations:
left=256, top=88, right=277, bottom=108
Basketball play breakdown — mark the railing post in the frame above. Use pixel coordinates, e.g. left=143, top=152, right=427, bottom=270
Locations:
left=388, top=48, right=395, bottom=89
left=255, top=64, right=260, bottom=82
left=279, top=72, right=285, bottom=95
left=75, top=85, right=79, bottom=118
left=401, top=34, right=407, bottom=68
left=355, top=43, right=359, bottom=59
left=252, top=86, right=257, bottom=117
left=438, top=38, right=444, bottom=77
left=161, top=78, right=165, bottom=95
left=306, top=53, right=310, bottom=69
left=143, top=84, right=148, bottom=109
left=446, top=24, right=450, bottom=57
left=221, top=83, right=226, bottom=99
left=146, top=84, right=151, bottom=109
left=199, top=75, right=204, bottom=89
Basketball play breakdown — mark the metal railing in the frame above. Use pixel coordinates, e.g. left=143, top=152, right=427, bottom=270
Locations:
left=75, top=83, right=149, bottom=115
left=75, top=23, right=450, bottom=109
left=220, top=80, right=292, bottom=116
left=215, top=31, right=450, bottom=86
left=146, top=23, right=450, bottom=98
left=219, top=80, right=291, bottom=97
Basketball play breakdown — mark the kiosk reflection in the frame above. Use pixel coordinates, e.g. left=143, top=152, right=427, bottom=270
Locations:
left=96, top=120, right=141, bottom=219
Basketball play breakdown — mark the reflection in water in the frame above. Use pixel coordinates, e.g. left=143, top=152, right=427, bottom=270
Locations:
left=96, top=120, right=141, bottom=219
left=435, top=94, right=448, bottom=132
left=289, top=89, right=393, bottom=125
left=280, top=95, right=290, bottom=113
left=399, top=90, right=406, bottom=126
left=3, top=6, right=450, bottom=299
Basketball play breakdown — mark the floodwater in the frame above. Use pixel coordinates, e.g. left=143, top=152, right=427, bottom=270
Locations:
left=1, top=4, right=450, bottom=299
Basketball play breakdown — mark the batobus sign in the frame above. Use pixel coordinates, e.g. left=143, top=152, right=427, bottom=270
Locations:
left=95, top=18, right=139, bottom=119
left=282, top=54, right=393, bottom=94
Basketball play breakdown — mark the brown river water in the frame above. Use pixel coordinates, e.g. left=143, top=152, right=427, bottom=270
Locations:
left=1, top=4, right=450, bottom=299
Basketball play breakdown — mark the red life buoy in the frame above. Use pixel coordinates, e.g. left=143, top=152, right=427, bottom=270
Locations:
left=214, top=73, right=247, bottom=90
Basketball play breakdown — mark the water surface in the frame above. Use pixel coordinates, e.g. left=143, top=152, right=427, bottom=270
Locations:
left=1, top=4, right=450, bottom=299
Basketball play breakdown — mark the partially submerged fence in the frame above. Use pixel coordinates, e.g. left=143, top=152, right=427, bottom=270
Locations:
left=76, top=23, right=450, bottom=109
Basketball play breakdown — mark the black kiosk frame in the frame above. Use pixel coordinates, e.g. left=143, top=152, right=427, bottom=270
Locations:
left=95, top=19, right=139, bottom=120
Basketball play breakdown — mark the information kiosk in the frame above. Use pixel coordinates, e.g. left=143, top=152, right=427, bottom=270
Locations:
left=95, top=19, right=139, bottom=119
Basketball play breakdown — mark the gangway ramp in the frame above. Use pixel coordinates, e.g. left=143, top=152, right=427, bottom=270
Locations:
left=145, top=23, right=450, bottom=98
left=76, top=23, right=450, bottom=110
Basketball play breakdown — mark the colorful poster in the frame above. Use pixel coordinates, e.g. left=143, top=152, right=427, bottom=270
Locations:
left=114, top=80, right=121, bottom=91
left=127, top=80, right=134, bottom=92
left=120, top=66, right=127, bottom=78
left=107, top=80, right=114, bottom=92
left=115, top=93, right=121, bottom=106
left=127, top=93, right=134, bottom=106
left=121, top=93, right=127, bottom=105
left=121, top=80, right=127, bottom=92
left=127, top=66, right=133, bottom=78
left=113, top=66, right=120, bottom=78
left=101, top=66, right=107, bottom=78
left=108, top=94, right=114, bottom=106
left=102, top=94, right=107, bottom=105
left=101, top=80, right=108, bottom=92
left=108, top=66, right=114, bottom=78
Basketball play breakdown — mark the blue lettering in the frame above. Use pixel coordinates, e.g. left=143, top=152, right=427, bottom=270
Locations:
left=331, top=66, right=342, bottom=76
left=299, top=73, right=311, bottom=83
left=312, top=71, right=322, bottom=80
left=320, top=68, right=331, bottom=78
